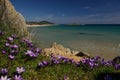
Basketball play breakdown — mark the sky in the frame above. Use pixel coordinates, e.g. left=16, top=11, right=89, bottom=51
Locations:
left=10, top=0, right=120, bottom=24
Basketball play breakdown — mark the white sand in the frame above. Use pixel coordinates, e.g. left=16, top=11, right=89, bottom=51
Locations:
left=26, top=24, right=55, bottom=27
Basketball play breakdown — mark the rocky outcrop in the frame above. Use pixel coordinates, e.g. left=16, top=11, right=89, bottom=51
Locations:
left=75, top=52, right=90, bottom=57
left=113, top=56, right=120, bottom=64
left=0, top=0, right=29, bottom=37
left=43, top=42, right=90, bottom=62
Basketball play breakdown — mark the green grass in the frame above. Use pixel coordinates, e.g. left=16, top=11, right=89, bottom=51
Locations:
left=0, top=26, right=120, bottom=80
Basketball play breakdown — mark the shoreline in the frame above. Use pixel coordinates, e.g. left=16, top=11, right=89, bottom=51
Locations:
left=27, top=24, right=120, bottom=60
left=36, top=40, right=119, bottom=60
left=26, top=24, right=56, bottom=27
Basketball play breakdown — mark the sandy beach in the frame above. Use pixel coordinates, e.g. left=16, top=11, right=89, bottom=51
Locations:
left=27, top=24, right=55, bottom=27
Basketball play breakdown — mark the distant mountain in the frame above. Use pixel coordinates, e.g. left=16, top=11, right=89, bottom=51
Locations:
left=26, top=21, right=55, bottom=25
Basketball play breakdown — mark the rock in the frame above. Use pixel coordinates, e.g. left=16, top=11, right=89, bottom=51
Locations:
left=51, top=42, right=71, bottom=54
left=43, top=42, right=90, bottom=62
left=113, top=56, right=120, bottom=64
left=71, top=50, right=79, bottom=54
left=75, top=52, right=90, bottom=57
left=0, top=0, right=29, bottom=37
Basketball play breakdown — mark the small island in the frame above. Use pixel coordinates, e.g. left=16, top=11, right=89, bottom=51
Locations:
left=68, top=23, right=81, bottom=26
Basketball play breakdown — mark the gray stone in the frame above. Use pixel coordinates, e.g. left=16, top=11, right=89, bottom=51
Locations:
left=75, top=52, right=90, bottom=57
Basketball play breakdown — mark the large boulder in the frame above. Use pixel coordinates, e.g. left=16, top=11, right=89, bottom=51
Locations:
left=43, top=42, right=90, bottom=62
left=0, top=0, right=29, bottom=37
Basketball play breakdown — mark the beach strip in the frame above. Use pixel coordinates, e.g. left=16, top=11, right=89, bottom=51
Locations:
left=26, top=24, right=55, bottom=27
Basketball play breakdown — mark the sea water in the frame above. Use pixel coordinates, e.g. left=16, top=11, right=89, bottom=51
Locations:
left=28, top=24, right=120, bottom=59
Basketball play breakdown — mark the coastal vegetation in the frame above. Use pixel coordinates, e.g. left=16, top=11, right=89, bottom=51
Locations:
left=0, top=0, right=29, bottom=37
left=0, top=26, right=120, bottom=80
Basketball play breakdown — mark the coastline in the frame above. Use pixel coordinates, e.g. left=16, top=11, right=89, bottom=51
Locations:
left=26, top=24, right=56, bottom=27
left=29, top=25, right=120, bottom=60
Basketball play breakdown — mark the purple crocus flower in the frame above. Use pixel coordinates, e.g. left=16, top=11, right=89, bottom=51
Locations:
left=35, top=48, right=41, bottom=53
left=14, top=75, right=23, bottom=80
left=0, top=76, right=11, bottom=80
left=22, top=38, right=34, bottom=48
left=89, top=62, right=94, bottom=69
left=69, top=59, right=75, bottom=64
left=104, top=61, right=111, bottom=66
left=64, top=75, right=67, bottom=80
left=42, top=61, right=49, bottom=66
left=90, top=58, right=95, bottom=63
left=25, top=50, right=37, bottom=58
left=7, top=37, right=13, bottom=42
left=22, top=38, right=31, bottom=43
left=38, top=61, right=49, bottom=68
left=57, top=55, right=62, bottom=60
left=51, top=58, right=60, bottom=64
left=25, top=50, right=33, bottom=55
left=5, top=43, right=10, bottom=47
left=50, top=57, right=55, bottom=62
left=25, top=50, right=33, bottom=56
left=10, top=50, right=18, bottom=54
left=11, top=45, right=18, bottom=49
left=114, top=64, right=120, bottom=70
left=11, top=34, right=18, bottom=39
left=8, top=55, right=15, bottom=60
left=100, top=59, right=106, bottom=65
left=0, top=68, right=8, bottom=75
left=94, top=63, right=99, bottom=67
left=55, top=60, right=60, bottom=64
left=38, top=62, right=44, bottom=67
left=0, top=31, right=6, bottom=36
left=62, top=58, right=69, bottom=63
left=81, top=59, right=86, bottom=64
left=27, top=43, right=33, bottom=48
left=2, top=50, right=6, bottom=54
left=31, top=53, right=37, bottom=57
left=76, top=62, right=80, bottom=67
left=16, top=67, right=25, bottom=74
left=64, top=75, right=69, bottom=80
left=94, top=56, right=101, bottom=61
left=81, top=58, right=90, bottom=64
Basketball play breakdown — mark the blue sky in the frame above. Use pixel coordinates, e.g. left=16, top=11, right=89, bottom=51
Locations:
left=10, top=0, right=120, bottom=24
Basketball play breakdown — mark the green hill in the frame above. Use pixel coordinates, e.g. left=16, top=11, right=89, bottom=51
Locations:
left=26, top=21, right=55, bottom=25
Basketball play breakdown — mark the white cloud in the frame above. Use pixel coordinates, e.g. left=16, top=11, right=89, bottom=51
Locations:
left=81, top=14, right=100, bottom=19
left=62, top=14, right=65, bottom=17
left=78, top=12, right=120, bottom=24
left=84, top=6, right=91, bottom=9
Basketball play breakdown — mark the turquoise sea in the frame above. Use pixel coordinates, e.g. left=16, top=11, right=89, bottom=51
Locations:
left=28, top=24, right=120, bottom=59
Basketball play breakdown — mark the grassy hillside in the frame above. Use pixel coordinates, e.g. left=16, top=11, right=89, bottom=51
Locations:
left=0, top=26, right=120, bottom=80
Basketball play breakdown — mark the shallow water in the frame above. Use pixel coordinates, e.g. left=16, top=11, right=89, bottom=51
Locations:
left=28, top=24, right=120, bottom=60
